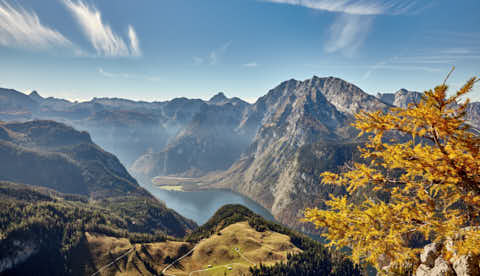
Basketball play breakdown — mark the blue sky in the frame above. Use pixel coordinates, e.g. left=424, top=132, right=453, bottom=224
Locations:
left=0, top=0, right=479, bottom=102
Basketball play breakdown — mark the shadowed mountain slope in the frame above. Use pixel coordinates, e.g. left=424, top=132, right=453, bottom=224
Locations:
left=0, top=120, right=147, bottom=198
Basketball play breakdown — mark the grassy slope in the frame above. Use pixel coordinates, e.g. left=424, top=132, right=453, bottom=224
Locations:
left=80, top=221, right=300, bottom=276
left=81, top=205, right=360, bottom=276
left=170, top=221, right=301, bottom=276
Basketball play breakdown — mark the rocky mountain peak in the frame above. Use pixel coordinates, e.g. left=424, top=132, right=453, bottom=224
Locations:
left=0, top=87, right=39, bottom=112
left=209, top=92, right=228, bottom=104
left=303, top=76, right=389, bottom=115
left=242, top=76, right=382, bottom=150
left=28, top=90, right=45, bottom=104
left=249, top=77, right=355, bottom=155
left=208, top=92, right=250, bottom=110
left=29, top=90, right=42, bottom=98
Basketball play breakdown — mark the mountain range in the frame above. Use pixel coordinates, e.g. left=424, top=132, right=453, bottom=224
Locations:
left=1, top=77, right=479, bottom=233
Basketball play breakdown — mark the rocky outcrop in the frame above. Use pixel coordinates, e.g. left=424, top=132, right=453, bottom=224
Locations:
left=421, top=243, right=443, bottom=268
left=416, top=257, right=456, bottom=276
left=416, top=241, right=480, bottom=276
left=446, top=227, right=480, bottom=276
left=452, top=255, right=480, bottom=276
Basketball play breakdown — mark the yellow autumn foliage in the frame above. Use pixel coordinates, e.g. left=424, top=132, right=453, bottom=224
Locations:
left=303, top=76, right=480, bottom=273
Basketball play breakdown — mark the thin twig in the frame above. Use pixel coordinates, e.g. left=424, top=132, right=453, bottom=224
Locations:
left=443, top=66, right=455, bottom=85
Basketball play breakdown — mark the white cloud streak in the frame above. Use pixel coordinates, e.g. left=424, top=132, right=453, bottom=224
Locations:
left=325, top=14, right=373, bottom=56
left=0, top=1, right=72, bottom=50
left=264, top=0, right=423, bottom=56
left=63, top=0, right=141, bottom=57
left=263, top=0, right=418, bottom=15
left=128, top=25, right=141, bottom=57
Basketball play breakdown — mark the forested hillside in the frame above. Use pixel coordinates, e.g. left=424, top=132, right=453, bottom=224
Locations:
left=0, top=181, right=195, bottom=275
left=0, top=121, right=197, bottom=275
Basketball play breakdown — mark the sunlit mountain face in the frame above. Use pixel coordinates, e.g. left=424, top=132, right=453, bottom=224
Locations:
left=1, top=1, right=479, bottom=275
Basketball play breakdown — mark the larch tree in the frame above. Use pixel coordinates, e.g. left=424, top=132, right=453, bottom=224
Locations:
left=303, top=75, right=480, bottom=273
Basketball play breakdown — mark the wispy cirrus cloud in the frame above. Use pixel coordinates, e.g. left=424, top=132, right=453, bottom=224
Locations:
left=209, top=41, right=231, bottom=65
left=193, top=41, right=232, bottom=65
left=361, top=45, right=480, bottom=80
left=63, top=0, right=141, bottom=57
left=127, top=25, right=141, bottom=57
left=263, top=0, right=423, bottom=56
left=362, top=61, right=442, bottom=80
left=0, top=1, right=72, bottom=50
left=361, top=32, right=480, bottom=78
left=262, top=0, right=419, bottom=15
left=325, top=14, right=373, bottom=56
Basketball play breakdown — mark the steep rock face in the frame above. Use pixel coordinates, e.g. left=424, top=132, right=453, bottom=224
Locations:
left=211, top=77, right=387, bottom=228
left=466, top=102, right=480, bottom=129
left=306, top=76, right=389, bottom=115
left=377, top=88, right=423, bottom=108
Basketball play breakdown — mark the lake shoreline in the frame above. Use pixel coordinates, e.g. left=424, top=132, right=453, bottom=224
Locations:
left=141, top=182, right=277, bottom=226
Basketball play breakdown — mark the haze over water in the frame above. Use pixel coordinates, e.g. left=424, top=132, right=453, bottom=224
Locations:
left=145, top=186, right=276, bottom=225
